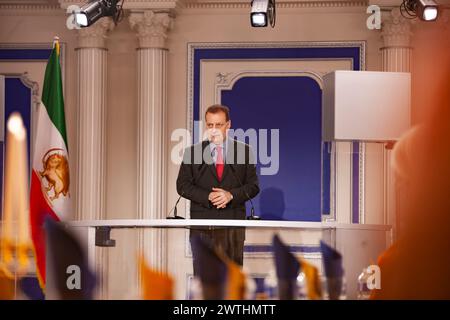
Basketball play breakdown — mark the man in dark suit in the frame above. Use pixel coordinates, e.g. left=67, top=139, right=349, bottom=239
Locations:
left=176, top=104, right=259, bottom=271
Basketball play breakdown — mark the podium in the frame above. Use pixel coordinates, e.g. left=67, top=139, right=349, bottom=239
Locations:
left=64, top=219, right=392, bottom=299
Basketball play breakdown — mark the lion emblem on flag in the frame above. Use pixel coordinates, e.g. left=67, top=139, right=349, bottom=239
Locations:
left=40, top=148, right=70, bottom=201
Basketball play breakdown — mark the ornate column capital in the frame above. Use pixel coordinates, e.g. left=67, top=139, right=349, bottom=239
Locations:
left=77, top=17, right=115, bottom=49
left=129, top=11, right=174, bottom=49
left=381, top=8, right=414, bottom=48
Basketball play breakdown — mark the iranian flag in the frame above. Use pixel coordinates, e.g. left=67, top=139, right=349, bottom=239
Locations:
left=30, top=39, right=71, bottom=288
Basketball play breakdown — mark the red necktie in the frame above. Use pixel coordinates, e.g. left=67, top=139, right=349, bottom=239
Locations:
left=216, top=145, right=224, bottom=181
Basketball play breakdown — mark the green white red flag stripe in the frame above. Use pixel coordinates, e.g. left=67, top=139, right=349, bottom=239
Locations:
left=30, top=40, right=71, bottom=288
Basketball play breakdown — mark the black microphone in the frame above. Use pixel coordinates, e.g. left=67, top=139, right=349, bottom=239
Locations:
left=167, top=193, right=185, bottom=220
left=167, top=163, right=207, bottom=219
left=228, top=164, right=260, bottom=220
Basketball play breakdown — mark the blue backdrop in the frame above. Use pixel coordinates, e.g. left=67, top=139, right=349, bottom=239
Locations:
left=222, top=76, right=324, bottom=221
left=191, top=44, right=363, bottom=221
left=0, top=77, right=33, bottom=212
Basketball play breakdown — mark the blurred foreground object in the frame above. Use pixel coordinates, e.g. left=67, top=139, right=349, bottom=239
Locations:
left=45, top=218, right=96, bottom=300
left=190, top=235, right=246, bottom=300
left=139, top=255, right=174, bottom=300
left=320, top=241, right=345, bottom=300
left=272, top=234, right=300, bottom=300
left=372, top=23, right=450, bottom=299
left=0, top=113, right=32, bottom=299
left=299, top=258, right=322, bottom=300
left=272, top=235, right=323, bottom=300
left=0, top=266, right=15, bottom=300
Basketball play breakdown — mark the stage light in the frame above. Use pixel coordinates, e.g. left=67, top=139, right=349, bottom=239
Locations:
left=73, top=0, right=123, bottom=28
left=74, top=12, right=88, bottom=27
left=251, top=13, right=267, bottom=27
left=250, top=0, right=276, bottom=28
left=418, top=0, right=439, bottom=21
left=400, top=0, right=439, bottom=22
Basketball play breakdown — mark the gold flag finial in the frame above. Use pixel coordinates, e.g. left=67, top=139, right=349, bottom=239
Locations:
left=53, top=36, right=60, bottom=56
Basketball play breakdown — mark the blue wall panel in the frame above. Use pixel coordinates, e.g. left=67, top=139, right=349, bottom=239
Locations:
left=192, top=44, right=363, bottom=221
left=4, top=78, right=32, bottom=163
left=1, top=77, right=32, bottom=220
left=222, top=76, right=323, bottom=221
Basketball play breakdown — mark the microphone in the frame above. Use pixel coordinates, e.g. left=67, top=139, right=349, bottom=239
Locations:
left=167, top=193, right=185, bottom=220
left=228, top=164, right=260, bottom=220
left=167, top=163, right=207, bottom=219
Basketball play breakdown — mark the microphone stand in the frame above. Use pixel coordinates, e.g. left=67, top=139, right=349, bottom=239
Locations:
left=247, top=205, right=260, bottom=220
left=229, top=164, right=260, bottom=220
left=167, top=163, right=207, bottom=219
left=167, top=193, right=185, bottom=219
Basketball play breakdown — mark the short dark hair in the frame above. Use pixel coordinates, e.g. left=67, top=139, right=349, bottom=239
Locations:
left=205, top=104, right=230, bottom=122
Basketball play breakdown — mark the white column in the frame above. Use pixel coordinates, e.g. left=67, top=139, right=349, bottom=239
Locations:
left=76, top=19, right=114, bottom=220
left=76, top=18, right=114, bottom=299
left=129, top=11, right=173, bottom=273
left=380, top=8, right=413, bottom=233
left=381, top=9, right=413, bottom=72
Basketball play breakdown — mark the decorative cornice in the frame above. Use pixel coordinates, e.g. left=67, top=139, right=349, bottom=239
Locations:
left=0, top=3, right=62, bottom=15
left=183, top=0, right=368, bottom=9
left=77, top=17, right=115, bottom=49
left=0, top=0, right=56, bottom=3
left=122, top=0, right=184, bottom=10
left=57, top=1, right=92, bottom=9
left=129, top=11, right=174, bottom=49
left=61, top=0, right=370, bottom=11
left=58, top=0, right=184, bottom=10
left=2, top=0, right=370, bottom=13
left=381, top=8, right=413, bottom=48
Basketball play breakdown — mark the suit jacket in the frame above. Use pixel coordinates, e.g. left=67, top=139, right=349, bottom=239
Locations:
left=176, top=139, right=260, bottom=220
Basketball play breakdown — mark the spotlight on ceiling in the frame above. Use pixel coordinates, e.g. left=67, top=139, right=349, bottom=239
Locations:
left=73, top=0, right=124, bottom=28
left=417, top=0, right=439, bottom=21
left=250, top=0, right=276, bottom=28
left=400, top=0, right=440, bottom=21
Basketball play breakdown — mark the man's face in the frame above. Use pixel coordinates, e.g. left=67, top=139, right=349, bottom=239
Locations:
left=205, top=111, right=231, bottom=145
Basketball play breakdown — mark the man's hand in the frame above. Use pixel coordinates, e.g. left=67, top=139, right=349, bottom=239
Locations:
left=208, top=187, right=233, bottom=209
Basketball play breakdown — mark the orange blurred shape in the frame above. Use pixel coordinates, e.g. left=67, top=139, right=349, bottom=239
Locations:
left=372, top=22, right=450, bottom=299
left=139, top=255, right=174, bottom=300
left=224, top=259, right=246, bottom=300
left=299, top=258, right=322, bottom=300
left=0, top=267, right=15, bottom=300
